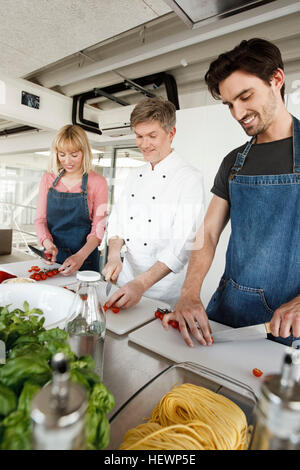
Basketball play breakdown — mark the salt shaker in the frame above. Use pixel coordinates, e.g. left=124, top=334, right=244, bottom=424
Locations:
left=31, top=353, right=87, bottom=450
left=250, top=348, right=300, bottom=450
left=65, top=271, right=106, bottom=380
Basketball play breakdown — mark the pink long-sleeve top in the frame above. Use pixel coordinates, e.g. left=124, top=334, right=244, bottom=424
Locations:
left=34, top=170, right=108, bottom=246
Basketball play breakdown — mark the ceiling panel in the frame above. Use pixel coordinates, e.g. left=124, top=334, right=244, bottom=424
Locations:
left=0, top=0, right=172, bottom=77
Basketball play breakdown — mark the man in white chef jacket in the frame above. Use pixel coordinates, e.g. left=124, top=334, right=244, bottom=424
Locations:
left=102, top=97, right=204, bottom=309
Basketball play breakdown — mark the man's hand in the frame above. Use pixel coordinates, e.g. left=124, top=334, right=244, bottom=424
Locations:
left=270, top=295, right=300, bottom=338
left=58, top=252, right=85, bottom=276
left=105, top=279, right=145, bottom=309
left=102, top=256, right=123, bottom=283
left=42, top=239, right=58, bottom=264
left=162, top=296, right=213, bottom=348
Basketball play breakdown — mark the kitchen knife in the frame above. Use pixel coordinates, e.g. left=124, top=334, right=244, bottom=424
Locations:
left=106, top=281, right=113, bottom=297
left=28, top=244, right=52, bottom=261
left=211, top=322, right=271, bottom=343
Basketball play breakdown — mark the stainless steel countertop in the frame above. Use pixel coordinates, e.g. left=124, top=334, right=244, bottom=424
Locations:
left=103, top=327, right=172, bottom=419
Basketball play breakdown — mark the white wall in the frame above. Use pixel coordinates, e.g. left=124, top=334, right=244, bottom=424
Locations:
left=173, top=104, right=246, bottom=306
left=172, top=95, right=300, bottom=307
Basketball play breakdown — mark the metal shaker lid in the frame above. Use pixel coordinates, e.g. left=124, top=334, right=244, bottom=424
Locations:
left=259, top=348, right=300, bottom=413
left=31, top=353, right=87, bottom=429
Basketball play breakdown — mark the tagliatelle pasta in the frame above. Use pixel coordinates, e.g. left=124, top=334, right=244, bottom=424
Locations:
left=120, top=383, right=249, bottom=450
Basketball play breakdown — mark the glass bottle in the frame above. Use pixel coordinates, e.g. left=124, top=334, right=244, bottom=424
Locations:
left=31, top=353, right=87, bottom=450
left=65, top=271, right=106, bottom=380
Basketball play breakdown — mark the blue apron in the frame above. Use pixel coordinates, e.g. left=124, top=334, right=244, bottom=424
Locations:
left=46, top=170, right=99, bottom=272
left=206, top=115, right=300, bottom=346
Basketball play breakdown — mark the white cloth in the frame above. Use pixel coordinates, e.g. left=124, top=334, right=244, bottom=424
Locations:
left=107, top=151, right=204, bottom=307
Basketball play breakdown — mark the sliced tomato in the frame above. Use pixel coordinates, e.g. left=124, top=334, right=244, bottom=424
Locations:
left=170, top=320, right=179, bottom=329
left=252, top=368, right=263, bottom=377
left=112, top=307, right=120, bottom=314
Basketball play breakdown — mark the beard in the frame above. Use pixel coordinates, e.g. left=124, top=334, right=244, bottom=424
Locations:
left=240, top=89, right=278, bottom=137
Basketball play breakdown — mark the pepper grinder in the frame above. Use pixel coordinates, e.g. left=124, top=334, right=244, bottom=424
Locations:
left=31, top=353, right=87, bottom=450
left=250, top=348, right=300, bottom=450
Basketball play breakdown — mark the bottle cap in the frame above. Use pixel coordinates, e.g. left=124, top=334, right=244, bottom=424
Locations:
left=76, top=270, right=101, bottom=282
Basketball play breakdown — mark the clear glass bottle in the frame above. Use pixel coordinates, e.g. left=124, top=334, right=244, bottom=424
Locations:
left=65, top=271, right=106, bottom=380
left=31, top=353, right=87, bottom=450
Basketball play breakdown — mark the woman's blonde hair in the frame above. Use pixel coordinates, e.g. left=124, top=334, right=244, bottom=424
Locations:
left=49, top=124, right=93, bottom=174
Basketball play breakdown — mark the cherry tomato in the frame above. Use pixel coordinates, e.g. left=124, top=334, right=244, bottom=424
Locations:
left=45, top=253, right=51, bottom=259
left=41, top=274, right=47, bottom=280
left=112, top=307, right=120, bottom=314
left=28, top=269, right=32, bottom=273
left=52, top=269, right=58, bottom=275
left=252, top=368, right=263, bottom=377
left=29, top=274, right=36, bottom=279
left=170, top=320, right=179, bottom=329
left=159, top=313, right=164, bottom=321
left=34, top=274, right=41, bottom=281
left=47, top=271, right=53, bottom=277
left=32, top=266, right=40, bottom=272
left=211, top=336, right=214, bottom=344
left=154, top=310, right=160, bottom=319
left=103, top=304, right=109, bottom=312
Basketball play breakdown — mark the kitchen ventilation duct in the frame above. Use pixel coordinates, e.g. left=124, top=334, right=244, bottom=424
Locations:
left=165, top=0, right=277, bottom=28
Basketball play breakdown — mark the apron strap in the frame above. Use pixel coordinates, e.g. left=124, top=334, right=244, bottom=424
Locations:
left=229, top=137, right=256, bottom=180
left=292, top=115, right=300, bottom=174
left=52, top=169, right=65, bottom=187
left=81, top=173, right=88, bottom=193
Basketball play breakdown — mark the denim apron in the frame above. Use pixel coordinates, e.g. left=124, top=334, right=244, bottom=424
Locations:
left=46, top=170, right=100, bottom=271
left=206, top=115, right=300, bottom=346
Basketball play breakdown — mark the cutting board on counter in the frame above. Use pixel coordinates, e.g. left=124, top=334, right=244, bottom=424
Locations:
left=0, top=259, right=77, bottom=286
left=128, top=319, right=286, bottom=395
left=0, top=260, right=170, bottom=336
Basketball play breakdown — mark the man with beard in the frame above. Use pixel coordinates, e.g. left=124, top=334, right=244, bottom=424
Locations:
left=162, top=38, right=300, bottom=347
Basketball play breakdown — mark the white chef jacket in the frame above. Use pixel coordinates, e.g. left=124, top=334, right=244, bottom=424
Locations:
left=106, top=150, right=204, bottom=307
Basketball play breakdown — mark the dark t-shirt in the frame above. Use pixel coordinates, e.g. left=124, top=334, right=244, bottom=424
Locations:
left=211, top=137, right=293, bottom=202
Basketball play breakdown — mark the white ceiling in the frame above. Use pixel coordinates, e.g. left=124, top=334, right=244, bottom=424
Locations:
left=0, top=0, right=171, bottom=77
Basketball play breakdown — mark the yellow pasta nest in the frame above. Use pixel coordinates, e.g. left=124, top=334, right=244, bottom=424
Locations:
left=120, top=383, right=249, bottom=450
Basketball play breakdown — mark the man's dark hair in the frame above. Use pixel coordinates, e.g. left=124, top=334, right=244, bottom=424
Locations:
left=205, top=38, right=285, bottom=101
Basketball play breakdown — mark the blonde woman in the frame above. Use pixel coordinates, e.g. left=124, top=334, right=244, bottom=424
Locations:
left=34, top=124, right=108, bottom=275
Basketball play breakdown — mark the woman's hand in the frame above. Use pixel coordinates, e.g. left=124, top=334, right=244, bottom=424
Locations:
left=58, top=252, right=85, bottom=276
left=42, top=239, right=58, bottom=264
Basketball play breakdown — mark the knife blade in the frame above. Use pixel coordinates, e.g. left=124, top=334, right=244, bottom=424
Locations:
left=212, top=322, right=271, bottom=343
left=28, top=244, right=52, bottom=261
left=106, top=281, right=113, bottom=297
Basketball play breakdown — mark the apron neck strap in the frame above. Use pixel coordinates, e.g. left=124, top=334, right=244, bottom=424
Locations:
left=292, top=115, right=300, bottom=174
left=230, top=136, right=256, bottom=179
left=53, top=169, right=65, bottom=187
left=81, top=173, right=88, bottom=192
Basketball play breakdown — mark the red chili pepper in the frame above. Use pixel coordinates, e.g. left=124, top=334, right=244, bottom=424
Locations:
left=252, top=368, right=263, bottom=377
left=0, top=271, right=18, bottom=283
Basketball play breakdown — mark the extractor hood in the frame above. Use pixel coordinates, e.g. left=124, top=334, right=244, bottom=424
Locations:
left=164, top=0, right=277, bottom=28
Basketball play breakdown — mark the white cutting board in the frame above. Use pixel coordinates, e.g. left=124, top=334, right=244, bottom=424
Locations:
left=0, top=260, right=170, bottom=335
left=129, top=319, right=287, bottom=396
left=0, top=259, right=77, bottom=286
